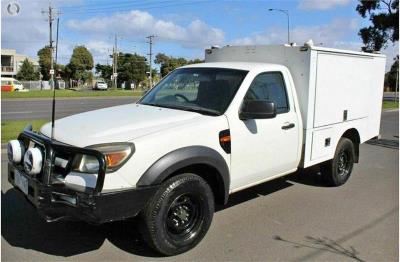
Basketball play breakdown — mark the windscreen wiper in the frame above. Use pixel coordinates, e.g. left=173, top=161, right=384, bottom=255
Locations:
left=142, top=103, right=220, bottom=116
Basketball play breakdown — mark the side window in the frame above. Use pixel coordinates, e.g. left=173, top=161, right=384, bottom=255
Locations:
left=244, top=72, right=289, bottom=114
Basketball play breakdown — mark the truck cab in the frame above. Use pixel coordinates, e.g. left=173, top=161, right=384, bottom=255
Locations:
left=7, top=44, right=385, bottom=256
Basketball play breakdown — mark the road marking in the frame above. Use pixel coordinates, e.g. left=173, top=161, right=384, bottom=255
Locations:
left=2, top=111, right=33, bottom=114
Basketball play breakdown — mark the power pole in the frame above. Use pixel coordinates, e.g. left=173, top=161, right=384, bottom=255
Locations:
left=46, top=4, right=55, bottom=90
left=114, top=34, right=118, bottom=89
left=42, top=3, right=58, bottom=139
left=112, top=45, right=115, bottom=88
left=146, top=35, right=156, bottom=88
left=55, top=17, right=59, bottom=65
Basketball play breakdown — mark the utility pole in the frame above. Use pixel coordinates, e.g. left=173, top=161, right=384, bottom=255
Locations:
left=146, top=35, right=156, bottom=88
left=112, top=45, right=115, bottom=88
left=114, top=34, right=118, bottom=89
left=42, top=3, right=58, bottom=139
left=47, top=4, right=54, bottom=90
left=55, top=17, right=59, bottom=65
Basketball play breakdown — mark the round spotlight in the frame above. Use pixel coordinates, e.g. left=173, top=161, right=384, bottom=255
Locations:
left=7, top=140, right=25, bottom=163
left=24, top=147, right=43, bottom=175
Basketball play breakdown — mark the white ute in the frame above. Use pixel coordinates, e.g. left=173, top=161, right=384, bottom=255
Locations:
left=7, top=42, right=386, bottom=255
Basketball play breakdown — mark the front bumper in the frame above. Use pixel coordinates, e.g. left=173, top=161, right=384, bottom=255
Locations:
left=8, top=130, right=159, bottom=224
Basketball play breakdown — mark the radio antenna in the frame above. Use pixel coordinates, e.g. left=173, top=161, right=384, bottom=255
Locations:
left=51, top=15, right=60, bottom=140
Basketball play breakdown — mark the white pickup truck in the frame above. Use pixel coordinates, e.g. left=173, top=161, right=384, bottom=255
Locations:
left=7, top=43, right=386, bottom=255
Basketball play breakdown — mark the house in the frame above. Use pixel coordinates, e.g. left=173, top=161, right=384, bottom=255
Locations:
left=1, top=49, right=39, bottom=77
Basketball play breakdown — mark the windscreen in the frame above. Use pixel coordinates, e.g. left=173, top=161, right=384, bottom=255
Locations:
left=139, top=68, right=248, bottom=115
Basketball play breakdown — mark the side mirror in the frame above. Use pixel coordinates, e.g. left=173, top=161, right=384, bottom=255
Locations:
left=239, top=100, right=277, bottom=120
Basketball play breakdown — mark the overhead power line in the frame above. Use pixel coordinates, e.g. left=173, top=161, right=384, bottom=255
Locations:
left=58, top=0, right=213, bottom=15
left=59, top=0, right=173, bottom=10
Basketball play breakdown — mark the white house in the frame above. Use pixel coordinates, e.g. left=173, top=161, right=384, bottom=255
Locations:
left=1, top=49, right=39, bottom=77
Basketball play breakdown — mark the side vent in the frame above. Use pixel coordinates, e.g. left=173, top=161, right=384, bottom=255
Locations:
left=219, top=129, right=231, bottom=154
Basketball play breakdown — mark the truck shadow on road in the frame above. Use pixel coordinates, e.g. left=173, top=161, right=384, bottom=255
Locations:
left=1, top=189, right=159, bottom=257
left=272, top=206, right=398, bottom=261
left=365, top=138, right=399, bottom=149
left=1, top=169, right=326, bottom=258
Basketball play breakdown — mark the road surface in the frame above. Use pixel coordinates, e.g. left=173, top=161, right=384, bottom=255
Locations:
left=2, top=93, right=395, bottom=121
left=1, top=111, right=398, bottom=261
left=2, top=97, right=138, bottom=120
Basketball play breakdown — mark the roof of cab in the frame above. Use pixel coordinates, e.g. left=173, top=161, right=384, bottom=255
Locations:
left=181, top=62, right=287, bottom=71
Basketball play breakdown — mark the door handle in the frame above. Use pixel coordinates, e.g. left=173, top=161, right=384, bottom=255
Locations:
left=281, top=123, right=295, bottom=130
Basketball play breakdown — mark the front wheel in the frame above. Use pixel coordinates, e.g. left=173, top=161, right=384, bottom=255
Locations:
left=321, top=137, right=355, bottom=186
left=140, top=173, right=214, bottom=256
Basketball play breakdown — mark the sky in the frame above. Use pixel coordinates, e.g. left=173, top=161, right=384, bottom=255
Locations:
left=1, top=0, right=399, bottom=71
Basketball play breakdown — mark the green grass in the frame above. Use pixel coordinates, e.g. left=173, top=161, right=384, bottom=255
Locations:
left=1, top=89, right=144, bottom=99
left=382, top=101, right=399, bottom=109
left=1, top=119, right=48, bottom=143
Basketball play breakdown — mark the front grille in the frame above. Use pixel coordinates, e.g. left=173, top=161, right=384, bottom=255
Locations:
left=51, top=152, right=74, bottom=184
left=16, top=130, right=107, bottom=194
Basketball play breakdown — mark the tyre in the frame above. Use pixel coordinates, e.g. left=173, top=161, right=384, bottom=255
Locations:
left=321, top=137, right=355, bottom=186
left=140, top=173, right=214, bottom=256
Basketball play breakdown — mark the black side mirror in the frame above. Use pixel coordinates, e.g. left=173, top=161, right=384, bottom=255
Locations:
left=239, top=100, right=277, bottom=120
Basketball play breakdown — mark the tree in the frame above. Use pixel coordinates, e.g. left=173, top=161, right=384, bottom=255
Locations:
left=117, top=53, right=149, bottom=88
left=16, top=58, right=39, bottom=81
left=95, top=64, right=113, bottom=81
left=37, top=46, right=52, bottom=80
left=37, top=46, right=63, bottom=80
left=385, top=55, right=399, bottom=90
left=356, top=0, right=399, bottom=51
left=67, top=46, right=94, bottom=82
left=155, top=53, right=203, bottom=77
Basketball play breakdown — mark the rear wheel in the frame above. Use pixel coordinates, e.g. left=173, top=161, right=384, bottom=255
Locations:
left=140, top=173, right=214, bottom=256
left=321, top=137, right=355, bottom=186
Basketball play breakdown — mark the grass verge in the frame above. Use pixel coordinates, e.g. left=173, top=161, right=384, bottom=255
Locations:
left=2, top=119, right=48, bottom=143
left=2, top=89, right=143, bottom=99
left=382, top=101, right=399, bottom=109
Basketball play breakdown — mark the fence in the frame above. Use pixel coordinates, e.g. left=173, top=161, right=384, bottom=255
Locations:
left=20, top=81, right=68, bottom=90
left=20, top=81, right=44, bottom=90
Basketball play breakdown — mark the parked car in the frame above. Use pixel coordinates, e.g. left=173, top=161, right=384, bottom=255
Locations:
left=93, top=80, right=108, bottom=90
left=7, top=43, right=386, bottom=256
left=1, top=77, right=24, bottom=91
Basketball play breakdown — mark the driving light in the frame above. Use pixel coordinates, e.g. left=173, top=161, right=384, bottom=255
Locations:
left=8, top=140, right=25, bottom=163
left=24, top=147, right=43, bottom=175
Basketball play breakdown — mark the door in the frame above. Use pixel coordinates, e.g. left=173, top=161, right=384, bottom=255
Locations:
left=229, top=71, right=299, bottom=190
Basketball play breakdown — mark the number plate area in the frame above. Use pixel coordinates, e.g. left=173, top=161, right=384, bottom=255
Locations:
left=14, top=169, right=29, bottom=195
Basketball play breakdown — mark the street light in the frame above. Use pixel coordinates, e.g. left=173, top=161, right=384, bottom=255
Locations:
left=268, top=8, right=290, bottom=44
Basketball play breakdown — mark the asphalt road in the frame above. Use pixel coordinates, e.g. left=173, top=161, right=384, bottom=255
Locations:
left=1, top=97, right=138, bottom=120
left=1, top=111, right=398, bottom=261
left=1, top=92, right=395, bottom=121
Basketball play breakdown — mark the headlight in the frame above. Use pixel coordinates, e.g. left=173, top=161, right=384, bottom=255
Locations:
left=71, top=143, right=134, bottom=173
left=71, top=154, right=100, bottom=174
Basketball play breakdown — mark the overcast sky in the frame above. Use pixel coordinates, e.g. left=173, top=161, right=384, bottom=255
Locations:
left=2, top=0, right=398, bottom=70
